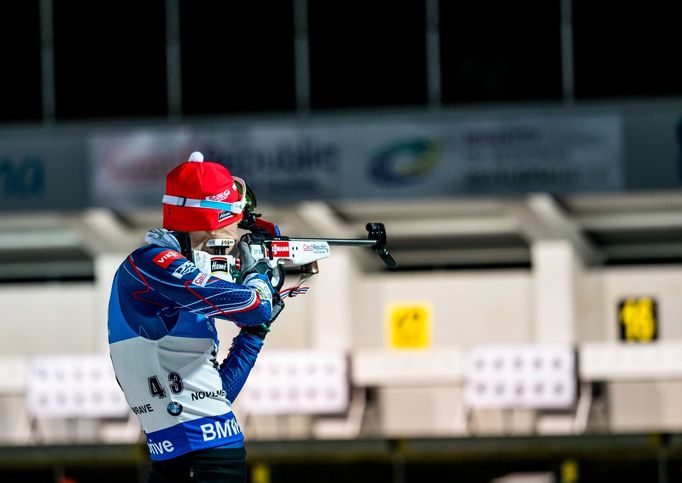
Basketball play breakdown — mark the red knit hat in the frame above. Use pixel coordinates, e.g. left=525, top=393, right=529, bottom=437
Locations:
left=162, top=152, right=244, bottom=231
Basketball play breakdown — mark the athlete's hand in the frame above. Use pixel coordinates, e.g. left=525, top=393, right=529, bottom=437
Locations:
left=239, top=241, right=275, bottom=283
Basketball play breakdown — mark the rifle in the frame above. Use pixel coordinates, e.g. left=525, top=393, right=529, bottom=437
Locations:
left=237, top=209, right=397, bottom=295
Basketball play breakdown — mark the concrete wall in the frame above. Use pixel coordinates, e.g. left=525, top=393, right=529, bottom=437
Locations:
left=0, top=283, right=98, bottom=355
left=4, top=257, right=682, bottom=440
left=352, top=270, right=534, bottom=348
left=3, top=263, right=682, bottom=356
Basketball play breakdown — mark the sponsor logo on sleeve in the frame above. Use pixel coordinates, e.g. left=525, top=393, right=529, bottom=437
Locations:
left=153, top=250, right=181, bottom=268
left=192, top=272, right=209, bottom=287
left=271, top=241, right=290, bottom=258
left=172, top=260, right=197, bottom=279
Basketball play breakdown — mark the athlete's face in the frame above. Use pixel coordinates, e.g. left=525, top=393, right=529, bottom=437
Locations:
left=190, top=223, right=239, bottom=253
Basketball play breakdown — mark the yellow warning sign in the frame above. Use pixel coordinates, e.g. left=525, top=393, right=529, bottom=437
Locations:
left=386, top=303, right=432, bottom=349
left=618, top=297, right=658, bottom=343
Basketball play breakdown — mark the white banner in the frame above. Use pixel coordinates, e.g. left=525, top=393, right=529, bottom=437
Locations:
left=89, top=115, right=624, bottom=208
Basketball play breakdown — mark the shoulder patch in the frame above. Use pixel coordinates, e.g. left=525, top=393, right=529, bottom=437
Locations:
left=192, top=272, right=209, bottom=287
left=172, top=260, right=197, bottom=279
left=153, top=249, right=182, bottom=268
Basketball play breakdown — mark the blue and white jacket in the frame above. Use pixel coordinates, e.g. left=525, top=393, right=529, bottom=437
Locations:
left=108, top=244, right=273, bottom=461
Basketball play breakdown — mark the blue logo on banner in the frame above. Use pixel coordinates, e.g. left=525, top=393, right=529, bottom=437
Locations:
left=0, top=157, right=45, bottom=198
left=369, top=139, right=439, bottom=184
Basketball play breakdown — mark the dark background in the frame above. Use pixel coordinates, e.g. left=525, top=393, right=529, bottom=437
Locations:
left=1, top=0, right=680, bottom=123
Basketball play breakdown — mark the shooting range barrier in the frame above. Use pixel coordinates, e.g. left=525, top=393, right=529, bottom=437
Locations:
left=577, top=342, right=682, bottom=432
left=25, top=355, right=132, bottom=443
left=2, top=343, right=682, bottom=444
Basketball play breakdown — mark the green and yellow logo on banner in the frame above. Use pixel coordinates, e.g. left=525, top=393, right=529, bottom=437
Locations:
left=386, top=302, right=432, bottom=349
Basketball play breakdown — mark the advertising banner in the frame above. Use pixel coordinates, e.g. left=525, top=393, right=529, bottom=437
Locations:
left=0, top=131, right=87, bottom=211
left=89, top=115, right=624, bottom=208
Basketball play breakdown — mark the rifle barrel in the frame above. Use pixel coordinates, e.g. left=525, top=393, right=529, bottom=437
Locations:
left=287, top=237, right=377, bottom=247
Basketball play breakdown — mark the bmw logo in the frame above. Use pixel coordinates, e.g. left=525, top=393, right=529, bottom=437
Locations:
left=167, top=402, right=183, bottom=416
